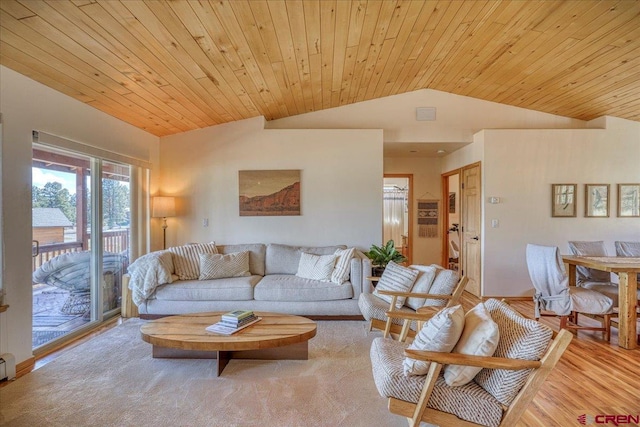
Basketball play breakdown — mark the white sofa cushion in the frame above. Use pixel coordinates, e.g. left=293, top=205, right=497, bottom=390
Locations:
left=373, top=261, right=419, bottom=309
left=169, top=242, right=218, bottom=280
left=404, top=305, right=465, bottom=376
left=154, top=275, right=260, bottom=301
left=296, top=252, right=337, bottom=282
left=255, top=274, right=353, bottom=301
left=404, top=265, right=438, bottom=310
left=199, top=251, right=251, bottom=280
left=444, top=302, right=500, bottom=387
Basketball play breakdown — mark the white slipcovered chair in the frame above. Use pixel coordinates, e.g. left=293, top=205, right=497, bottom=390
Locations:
left=615, top=241, right=640, bottom=282
left=612, top=241, right=640, bottom=343
left=526, top=243, right=613, bottom=340
left=567, top=240, right=621, bottom=305
left=370, top=298, right=573, bottom=427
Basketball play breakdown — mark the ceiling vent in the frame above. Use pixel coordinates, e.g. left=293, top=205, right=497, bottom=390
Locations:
left=416, top=107, right=436, bottom=121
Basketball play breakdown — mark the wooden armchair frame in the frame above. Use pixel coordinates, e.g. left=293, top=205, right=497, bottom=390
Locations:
left=374, top=276, right=468, bottom=341
left=389, top=328, right=573, bottom=427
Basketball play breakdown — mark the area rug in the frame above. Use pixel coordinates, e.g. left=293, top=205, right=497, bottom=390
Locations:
left=0, top=319, right=406, bottom=427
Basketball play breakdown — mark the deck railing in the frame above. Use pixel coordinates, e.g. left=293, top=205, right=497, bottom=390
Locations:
left=32, top=229, right=130, bottom=272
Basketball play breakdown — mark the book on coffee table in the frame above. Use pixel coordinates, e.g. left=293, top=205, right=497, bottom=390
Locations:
left=221, top=310, right=254, bottom=321
left=219, top=311, right=257, bottom=327
left=206, top=317, right=261, bottom=335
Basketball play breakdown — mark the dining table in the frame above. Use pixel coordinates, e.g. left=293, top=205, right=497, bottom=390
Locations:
left=562, top=255, right=640, bottom=350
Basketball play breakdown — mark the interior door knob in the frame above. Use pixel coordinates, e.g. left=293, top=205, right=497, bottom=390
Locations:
left=472, top=236, right=479, bottom=240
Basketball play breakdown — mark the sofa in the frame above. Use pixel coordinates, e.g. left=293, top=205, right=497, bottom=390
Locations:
left=125, top=242, right=372, bottom=318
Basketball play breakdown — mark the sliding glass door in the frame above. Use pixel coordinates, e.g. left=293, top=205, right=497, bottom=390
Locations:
left=101, top=161, right=131, bottom=316
left=32, top=146, right=131, bottom=350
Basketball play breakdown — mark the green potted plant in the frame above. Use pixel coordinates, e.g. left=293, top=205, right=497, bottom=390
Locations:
left=365, top=239, right=407, bottom=276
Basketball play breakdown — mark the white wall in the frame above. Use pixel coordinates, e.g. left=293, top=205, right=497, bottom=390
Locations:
left=267, top=89, right=585, bottom=143
left=0, top=66, right=159, bottom=365
left=481, top=124, right=640, bottom=296
left=159, top=117, right=383, bottom=251
left=384, top=157, right=444, bottom=265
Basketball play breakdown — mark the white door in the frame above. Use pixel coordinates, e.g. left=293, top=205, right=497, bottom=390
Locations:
left=461, top=164, right=481, bottom=297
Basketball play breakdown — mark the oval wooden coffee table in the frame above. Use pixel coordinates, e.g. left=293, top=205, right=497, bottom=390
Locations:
left=140, top=311, right=317, bottom=376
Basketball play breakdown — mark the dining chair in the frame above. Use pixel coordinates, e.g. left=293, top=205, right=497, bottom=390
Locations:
left=567, top=240, right=621, bottom=305
left=615, top=241, right=640, bottom=281
left=526, top=244, right=613, bottom=340
left=611, top=241, right=640, bottom=343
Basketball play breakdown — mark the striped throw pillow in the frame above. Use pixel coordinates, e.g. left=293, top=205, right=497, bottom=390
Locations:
left=296, top=252, right=337, bottom=282
left=169, top=242, right=218, bottom=280
left=331, top=247, right=356, bottom=284
left=199, top=251, right=251, bottom=280
left=373, top=261, right=419, bottom=308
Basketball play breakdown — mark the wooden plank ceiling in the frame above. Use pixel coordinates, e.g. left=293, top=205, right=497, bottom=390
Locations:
left=1, top=0, right=639, bottom=137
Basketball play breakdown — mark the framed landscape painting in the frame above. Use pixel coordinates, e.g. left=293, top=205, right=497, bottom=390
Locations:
left=239, top=170, right=301, bottom=216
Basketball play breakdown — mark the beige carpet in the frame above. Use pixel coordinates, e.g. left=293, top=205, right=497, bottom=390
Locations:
left=0, top=319, right=407, bottom=427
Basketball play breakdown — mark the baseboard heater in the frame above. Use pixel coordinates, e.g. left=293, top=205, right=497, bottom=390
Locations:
left=0, top=353, right=16, bottom=381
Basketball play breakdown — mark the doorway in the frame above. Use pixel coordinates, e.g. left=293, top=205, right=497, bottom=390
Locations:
left=443, top=173, right=460, bottom=272
left=442, top=163, right=482, bottom=297
left=383, top=175, right=413, bottom=264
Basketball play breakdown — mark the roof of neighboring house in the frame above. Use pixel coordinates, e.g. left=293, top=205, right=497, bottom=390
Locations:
left=32, top=208, right=73, bottom=228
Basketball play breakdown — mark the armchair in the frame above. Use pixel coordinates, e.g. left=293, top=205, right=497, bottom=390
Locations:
left=370, top=298, right=573, bottom=427
left=380, top=276, right=468, bottom=341
left=358, top=264, right=463, bottom=341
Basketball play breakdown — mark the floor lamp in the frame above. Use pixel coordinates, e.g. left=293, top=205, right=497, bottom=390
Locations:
left=152, top=196, right=176, bottom=249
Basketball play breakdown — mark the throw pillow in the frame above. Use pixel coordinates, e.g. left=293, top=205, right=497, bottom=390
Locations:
left=169, top=242, right=218, bottom=280
left=403, top=304, right=465, bottom=376
left=331, top=247, right=356, bottom=284
left=423, top=268, right=460, bottom=307
left=474, top=298, right=553, bottom=406
left=404, top=265, right=438, bottom=310
left=444, top=302, right=500, bottom=387
left=373, top=261, right=419, bottom=309
left=199, top=251, right=251, bottom=280
left=296, top=252, right=337, bottom=282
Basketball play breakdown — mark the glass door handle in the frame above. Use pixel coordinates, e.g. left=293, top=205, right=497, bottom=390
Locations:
left=32, top=240, right=39, bottom=257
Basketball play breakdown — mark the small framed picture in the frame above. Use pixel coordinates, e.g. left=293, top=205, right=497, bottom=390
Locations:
left=551, top=184, right=577, bottom=217
left=618, top=184, right=640, bottom=217
left=585, top=184, right=609, bottom=217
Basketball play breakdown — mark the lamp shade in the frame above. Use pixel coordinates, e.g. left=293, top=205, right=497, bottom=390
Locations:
left=152, top=196, right=176, bottom=218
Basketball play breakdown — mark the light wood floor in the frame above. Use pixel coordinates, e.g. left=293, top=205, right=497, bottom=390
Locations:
left=3, top=297, right=639, bottom=426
